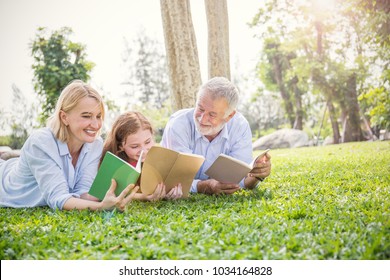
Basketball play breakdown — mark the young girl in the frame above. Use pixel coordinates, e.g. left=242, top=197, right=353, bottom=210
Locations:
left=0, top=80, right=138, bottom=211
left=102, top=111, right=183, bottom=201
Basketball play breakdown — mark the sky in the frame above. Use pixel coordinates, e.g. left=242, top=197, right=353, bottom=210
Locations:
left=0, top=0, right=262, bottom=116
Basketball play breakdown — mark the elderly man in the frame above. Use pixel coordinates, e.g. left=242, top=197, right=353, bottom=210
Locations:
left=161, top=76, right=271, bottom=195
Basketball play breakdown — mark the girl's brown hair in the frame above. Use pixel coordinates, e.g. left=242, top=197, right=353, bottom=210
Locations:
left=100, top=111, right=153, bottom=166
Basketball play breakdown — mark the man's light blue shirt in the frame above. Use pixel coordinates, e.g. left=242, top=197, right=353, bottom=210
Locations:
left=161, top=108, right=253, bottom=192
left=0, top=127, right=103, bottom=209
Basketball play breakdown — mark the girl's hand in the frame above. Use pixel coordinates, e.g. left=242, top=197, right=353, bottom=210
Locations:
left=165, top=183, right=183, bottom=200
left=145, top=183, right=167, bottom=202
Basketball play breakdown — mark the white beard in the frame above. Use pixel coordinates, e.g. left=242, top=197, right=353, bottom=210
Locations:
left=194, top=115, right=226, bottom=137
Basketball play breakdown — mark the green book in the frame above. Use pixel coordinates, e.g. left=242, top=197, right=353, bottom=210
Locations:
left=88, top=151, right=142, bottom=200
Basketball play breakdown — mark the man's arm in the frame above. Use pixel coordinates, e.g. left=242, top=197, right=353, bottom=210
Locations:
left=197, top=179, right=240, bottom=195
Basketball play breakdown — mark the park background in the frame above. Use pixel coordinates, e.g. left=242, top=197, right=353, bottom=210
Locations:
left=0, top=0, right=260, bottom=136
left=0, top=0, right=389, bottom=274
left=1, top=0, right=388, bottom=147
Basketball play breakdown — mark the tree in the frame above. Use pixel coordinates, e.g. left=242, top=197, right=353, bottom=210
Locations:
left=31, top=27, right=94, bottom=124
left=258, top=38, right=301, bottom=129
left=205, top=0, right=230, bottom=79
left=250, top=0, right=379, bottom=143
left=3, top=85, right=38, bottom=149
left=347, top=0, right=390, bottom=134
left=122, top=31, right=170, bottom=109
left=160, top=0, right=202, bottom=110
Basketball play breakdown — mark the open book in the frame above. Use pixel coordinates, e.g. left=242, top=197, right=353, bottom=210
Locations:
left=89, top=146, right=205, bottom=200
left=88, top=151, right=142, bottom=200
left=140, top=146, right=205, bottom=198
left=205, top=149, right=270, bottom=184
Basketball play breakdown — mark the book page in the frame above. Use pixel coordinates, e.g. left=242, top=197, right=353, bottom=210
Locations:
left=140, top=147, right=178, bottom=195
left=205, top=154, right=251, bottom=184
left=140, top=146, right=204, bottom=197
left=249, top=149, right=270, bottom=170
left=163, top=154, right=205, bottom=197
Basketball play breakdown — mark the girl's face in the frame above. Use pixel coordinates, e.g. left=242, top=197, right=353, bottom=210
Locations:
left=60, top=96, right=102, bottom=149
left=121, top=129, right=155, bottom=164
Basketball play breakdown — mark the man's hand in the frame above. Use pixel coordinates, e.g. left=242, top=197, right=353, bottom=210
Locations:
left=245, top=152, right=272, bottom=189
left=197, top=179, right=240, bottom=195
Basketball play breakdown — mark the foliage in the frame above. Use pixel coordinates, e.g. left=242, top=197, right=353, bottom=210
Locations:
left=359, top=84, right=390, bottom=130
left=240, top=88, right=286, bottom=134
left=0, top=85, right=38, bottom=149
left=121, top=30, right=170, bottom=110
left=0, top=135, right=11, bottom=146
left=132, top=100, right=173, bottom=143
left=1, top=141, right=389, bottom=260
left=31, top=27, right=94, bottom=125
left=354, top=0, right=390, bottom=50
left=249, top=0, right=390, bottom=139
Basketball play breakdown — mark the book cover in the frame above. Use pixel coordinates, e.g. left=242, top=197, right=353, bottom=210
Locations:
left=205, top=149, right=270, bottom=184
left=140, top=146, right=205, bottom=198
left=205, top=154, right=252, bottom=184
left=88, top=151, right=142, bottom=200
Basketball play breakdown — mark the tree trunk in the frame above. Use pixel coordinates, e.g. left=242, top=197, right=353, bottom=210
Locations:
left=342, top=73, right=364, bottom=142
left=315, top=19, right=340, bottom=143
left=272, top=55, right=295, bottom=128
left=204, top=0, right=230, bottom=79
left=327, top=99, right=340, bottom=144
left=291, top=76, right=303, bottom=130
left=160, top=0, right=202, bottom=110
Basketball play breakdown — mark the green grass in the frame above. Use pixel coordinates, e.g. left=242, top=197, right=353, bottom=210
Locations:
left=1, top=141, right=389, bottom=260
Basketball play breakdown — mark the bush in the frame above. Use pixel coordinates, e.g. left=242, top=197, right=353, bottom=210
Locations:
left=0, top=135, right=11, bottom=146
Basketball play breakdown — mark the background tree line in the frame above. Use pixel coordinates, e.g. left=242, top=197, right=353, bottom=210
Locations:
left=248, top=0, right=389, bottom=143
left=0, top=0, right=388, bottom=149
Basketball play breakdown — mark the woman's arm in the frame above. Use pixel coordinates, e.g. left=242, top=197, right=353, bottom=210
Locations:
left=63, top=180, right=139, bottom=211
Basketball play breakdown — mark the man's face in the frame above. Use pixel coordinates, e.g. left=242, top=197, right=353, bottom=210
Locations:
left=194, top=92, right=234, bottom=140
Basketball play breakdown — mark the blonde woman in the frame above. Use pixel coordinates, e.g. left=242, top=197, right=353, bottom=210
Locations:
left=0, top=80, right=138, bottom=211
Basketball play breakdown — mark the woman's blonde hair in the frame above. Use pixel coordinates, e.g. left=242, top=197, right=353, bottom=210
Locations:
left=47, top=80, right=105, bottom=142
left=100, top=111, right=153, bottom=166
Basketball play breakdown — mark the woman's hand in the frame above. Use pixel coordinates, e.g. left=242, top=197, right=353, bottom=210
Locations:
left=100, top=179, right=139, bottom=211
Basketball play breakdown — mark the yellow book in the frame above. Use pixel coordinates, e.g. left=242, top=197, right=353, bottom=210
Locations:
left=140, top=146, right=205, bottom=198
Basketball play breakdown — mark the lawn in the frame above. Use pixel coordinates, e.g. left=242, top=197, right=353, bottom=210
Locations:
left=1, top=141, right=389, bottom=260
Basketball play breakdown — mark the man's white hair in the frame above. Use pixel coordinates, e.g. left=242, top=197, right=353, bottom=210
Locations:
left=197, top=76, right=239, bottom=116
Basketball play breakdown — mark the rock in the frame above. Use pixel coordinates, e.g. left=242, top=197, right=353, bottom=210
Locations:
left=253, top=128, right=309, bottom=150
left=380, top=130, right=390, bottom=141
left=323, top=136, right=334, bottom=146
